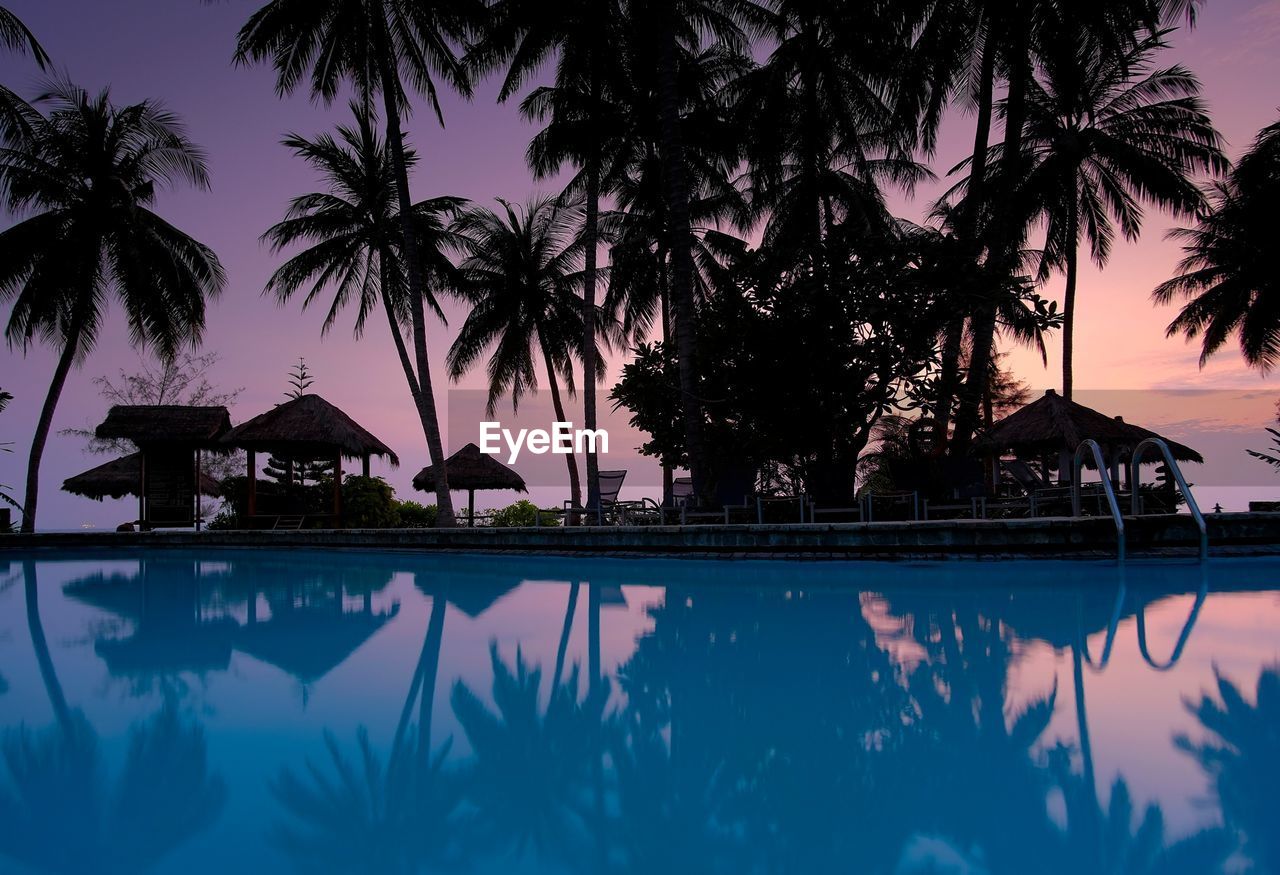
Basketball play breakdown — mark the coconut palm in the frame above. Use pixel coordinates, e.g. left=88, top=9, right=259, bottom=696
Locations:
left=235, top=0, right=484, bottom=527
left=471, top=0, right=625, bottom=509
left=1023, top=29, right=1224, bottom=399
left=0, top=4, right=47, bottom=66
left=446, top=196, right=600, bottom=509
left=1155, top=118, right=1280, bottom=374
left=0, top=81, right=225, bottom=533
left=263, top=105, right=468, bottom=443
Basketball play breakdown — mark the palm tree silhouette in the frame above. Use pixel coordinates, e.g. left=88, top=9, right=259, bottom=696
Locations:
left=446, top=196, right=601, bottom=509
left=2, top=562, right=226, bottom=873
left=1020, top=28, right=1224, bottom=399
left=0, top=81, right=225, bottom=533
left=1155, top=118, right=1280, bottom=374
left=264, top=104, right=468, bottom=438
left=470, top=0, right=624, bottom=509
left=1176, top=666, right=1280, bottom=874
left=236, top=0, right=485, bottom=526
left=0, top=4, right=47, bottom=66
left=450, top=643, right=610, bottom=868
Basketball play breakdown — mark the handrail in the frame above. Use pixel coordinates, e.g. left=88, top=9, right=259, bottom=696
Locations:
left=1073, top=439, right=1126, bottom=563
left=1130, top=437, right=1208, bottom=562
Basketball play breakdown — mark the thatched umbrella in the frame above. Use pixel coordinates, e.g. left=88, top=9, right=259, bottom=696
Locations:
left=63, top=452, right=223, bottom=501
left=979, top=389, right=1201, bottom=481
left=221, top=394, right=398, bottom=525
left=413, top=442, right=527, bottom=527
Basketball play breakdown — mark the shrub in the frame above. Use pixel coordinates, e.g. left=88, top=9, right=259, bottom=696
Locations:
left=487, top=499, right=559, bottom=528
left=342, top=476, right=399, bottom=528
left=395, top=500, right=437, bottom=528
left=206, top=507, right=239, bottom=530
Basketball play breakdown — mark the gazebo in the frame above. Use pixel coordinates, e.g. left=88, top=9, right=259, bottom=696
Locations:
left=88, top=405, right=232, bottom=529
left=979, top=389, right=1202, bottom=487
left=221, top=393, right=398, bottom=527
left=412, top=442, right=527, bottom=527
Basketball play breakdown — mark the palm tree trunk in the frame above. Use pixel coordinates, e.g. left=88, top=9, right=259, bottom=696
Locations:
left=951, top=33, right=1031, bottom=455
left=583, top=122, right=602, bottom=511
left=541, top=342, right=581, bottom=508
left=21, top=313, right=84, bottom=533
left=655, top=13, right=708, bottom=505
left=416, top=594, right=447, bottom=776
left=374, top=42, right=456, bottom=527
left=381, top=259, right=423, bottom=402
left=932, top=36, right=995, bottom=450
left=24, top=561, right=74, bottom=734
left=659, top=251, right=674, bottom=506
left=1062, top=195, right=1079, bottom=401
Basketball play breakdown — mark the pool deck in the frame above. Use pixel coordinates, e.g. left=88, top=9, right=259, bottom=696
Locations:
left=5, top=512, right=1279, bottom=560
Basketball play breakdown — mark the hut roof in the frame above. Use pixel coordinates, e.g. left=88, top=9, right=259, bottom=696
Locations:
left=62, top=452, right=223, bottom=500
left=235, top=606, right=398, bottom=683
left=221, top=394, right=398, bottom=464
left=978, top=390, right=1203, bottom=463
left=413, top=442, right=527, bottom=493
left=95, top=405, right=232, bottom=447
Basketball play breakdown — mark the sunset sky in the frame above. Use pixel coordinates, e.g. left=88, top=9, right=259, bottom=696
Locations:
left=2, top=0, right=1278, bottom=529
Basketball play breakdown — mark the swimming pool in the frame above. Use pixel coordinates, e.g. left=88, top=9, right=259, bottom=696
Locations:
left=1, top=550, right=1276, bottom=874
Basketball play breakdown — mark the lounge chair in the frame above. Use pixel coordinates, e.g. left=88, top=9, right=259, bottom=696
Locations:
left=566, top=470, right=628, bottom=524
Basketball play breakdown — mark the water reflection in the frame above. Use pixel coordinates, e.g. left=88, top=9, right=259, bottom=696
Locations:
left=2, top=553, right=1277, bottom=874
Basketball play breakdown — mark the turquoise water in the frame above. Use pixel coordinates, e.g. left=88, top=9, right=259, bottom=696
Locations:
left=0, top=550, right=1276, bottom=875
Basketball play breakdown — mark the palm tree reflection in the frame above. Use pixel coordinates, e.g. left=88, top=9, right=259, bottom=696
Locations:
left=1, top=561, right=226, bottom=874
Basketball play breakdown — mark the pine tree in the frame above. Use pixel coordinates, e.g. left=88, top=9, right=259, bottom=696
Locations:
left=263, top=359, right=334, bottom=487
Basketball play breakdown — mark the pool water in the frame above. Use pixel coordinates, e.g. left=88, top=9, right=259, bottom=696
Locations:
left=0, top=550, right=1276, bottom=875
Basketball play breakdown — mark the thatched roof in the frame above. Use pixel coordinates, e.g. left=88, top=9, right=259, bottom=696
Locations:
left=63, top=452, right=223, bottom=500
left=95, top=405, right=232, bottom=447
left=413, top=442, right=527, bottom=493
left=236, top=606, right=398, bottom=683
left=221, top=394, right=398, bottom=464
left=978, top=390, right=1202, bottom=463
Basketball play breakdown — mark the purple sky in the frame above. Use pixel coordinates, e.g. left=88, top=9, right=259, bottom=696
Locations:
left=2, top=0, right=1279, bottom=529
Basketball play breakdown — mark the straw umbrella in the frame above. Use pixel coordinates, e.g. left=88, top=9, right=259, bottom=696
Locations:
left=412, top=442, right=527, bottom=527
left=63, top=452, right=223, bottom=502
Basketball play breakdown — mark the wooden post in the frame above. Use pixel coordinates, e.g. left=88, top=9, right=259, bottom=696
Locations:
left=468, top=488, right=475, bottom=528
left=247, top=449, right=257, bottom=520
left=195, top=449, right=202, bottom=531
left=138, top=451, right=147, bottom=529
left=334, top=452, right=343, bottom=527
left=362, top=454, right=370, bottom=478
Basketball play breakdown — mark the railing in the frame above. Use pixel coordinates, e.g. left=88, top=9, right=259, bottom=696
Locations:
left=1072, top=439, right=1126, bottom=563
left=1130, top=437, right=1208, bottom=562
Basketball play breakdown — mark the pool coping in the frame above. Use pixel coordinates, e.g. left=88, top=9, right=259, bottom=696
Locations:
left=4, top=512, right=1279, bottom=561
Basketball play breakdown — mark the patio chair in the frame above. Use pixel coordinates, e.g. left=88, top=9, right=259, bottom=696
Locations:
left=1003, top=458, right=1049, bottom=496
left=567, top=470, right=629, bottom=524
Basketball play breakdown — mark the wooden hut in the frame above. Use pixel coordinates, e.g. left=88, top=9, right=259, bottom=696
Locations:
left=978, top=389, right=1202, bottom=487
left=413, top=442, right=527, bottom=527
left=90, top=405, right=232, bottom=529
left=221, top=394, right=398, bottom=527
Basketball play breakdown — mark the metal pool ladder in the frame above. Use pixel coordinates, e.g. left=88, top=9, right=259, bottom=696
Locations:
left=1072, top=439, right=1126, bottom=563
left=1130, top=437, right=1209, bottom=562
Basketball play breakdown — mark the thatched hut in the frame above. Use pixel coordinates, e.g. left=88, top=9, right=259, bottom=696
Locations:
left=413, top=442, right=527, bottom=527
left=63, top=452, right=223, bottom=501
left=221, top=394, right=397, bottom=526
left=978, top=389, right=1202, bottom=485
left=86, top=405, right=232, bottom=528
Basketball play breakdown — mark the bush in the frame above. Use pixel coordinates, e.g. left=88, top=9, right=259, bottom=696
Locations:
left=342, top=476, right=399, bottom=528
left=395, top=500, right=437, bottom=528
left=487, top=499, right=559, bottom=528
left=206, top=507, right=239, bottom=530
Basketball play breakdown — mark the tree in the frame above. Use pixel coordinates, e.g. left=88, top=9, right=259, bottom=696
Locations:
left=1247, top=400, right=1280, bottom=474
left=446, top=196, right=598, bottom=508
left=0, top=4, right=47, bottom=66
left=471, top=0, right=625, bottom=510
left=1, top=387, right=17, bottom=517
left=235, top=0, right=484, bottom=527
left=0, top=81, right=225, bottom=533
left=1155, top=117, right=1280, bottom=373
left=1023, top=28, right=1224, bottom=399
left=263, top=105, right=468, bottom=485
left=262, top=359, right=334, bottom=487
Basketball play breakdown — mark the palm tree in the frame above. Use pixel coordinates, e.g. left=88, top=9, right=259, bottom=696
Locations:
left=471, top=0, right=624, bottom=510
left=235, top=0, right=484, bottom=527
left=0, top=81, right=225, bottom=533
left=1023, top=29, right=1224, bottom=399
left=0, top=4, right=47, bottom=66
left=1155, top=118, right=1280, bottom=374
left=263, top=105, right=468, bottom=449
left=446, top=196, right=597, bottom=508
